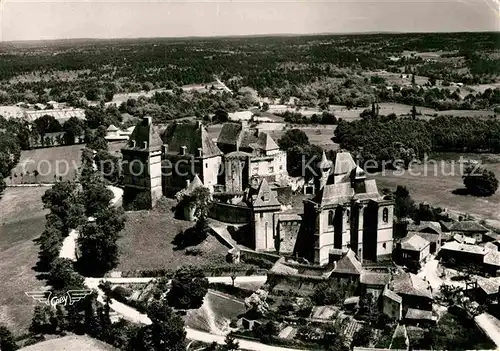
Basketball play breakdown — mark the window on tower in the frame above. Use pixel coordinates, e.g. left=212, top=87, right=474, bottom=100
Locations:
left=382, top=208, right=389, bottom=223
left=328, top=210, right=334, bottom=226
left=346, top=209, right=350, bottom=223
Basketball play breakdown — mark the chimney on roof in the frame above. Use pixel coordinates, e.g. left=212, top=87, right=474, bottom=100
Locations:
left=197, top=147, right=203, bottom=158
left=180, top=145, right=187, bottom=156
left=143, top=141, right=148, bottom=149
left=144, top=116, right=152, bottom=126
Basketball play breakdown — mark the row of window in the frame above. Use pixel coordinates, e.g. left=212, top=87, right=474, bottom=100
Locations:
left=326, top=208, right=389, bottom=226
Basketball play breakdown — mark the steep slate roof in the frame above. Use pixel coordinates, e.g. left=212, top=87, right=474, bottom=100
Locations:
left=360, top=271, right=391, bottom=286
left=163, top=122, right=221, bottom=158
left=332, top=250, right=362, bottom=275
left=251, top=178, right=281, bottom=208
left=408, top=221, right=442, bottom=234
left=401, top=234, right=430, bottom=251
left=124, top=116, right=163, bottom=151
left=317, top=151, right=333, bottom=169
left=256, top=132, right=279, bottom=151
left=391, top=272, right=432, bottom=299
left=217, top=122, right=243, bottom=146
left=407, top=231, right=441, bottom=244
left=450, top=221, right=489, bottom=233
left=334, top=152, right=357, bottom=175
left=185, top=174, right=205, bottom=194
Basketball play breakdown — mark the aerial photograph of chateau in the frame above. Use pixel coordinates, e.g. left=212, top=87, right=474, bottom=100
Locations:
left=0, top=1, right=499, bottom=350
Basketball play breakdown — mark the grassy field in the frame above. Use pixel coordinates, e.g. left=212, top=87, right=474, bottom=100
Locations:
left=0, top=187, right=48, bottom=335
left=116, top=199, right=229, bottom=272
left=10, top=145, right=84, bottom=183
left=373, top=160, right=500, bottom=222
left=7, top=142, right=126, bottom=185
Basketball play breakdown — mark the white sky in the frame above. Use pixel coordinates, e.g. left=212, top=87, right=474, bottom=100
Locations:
left=1, top=0, right=499, bottom=41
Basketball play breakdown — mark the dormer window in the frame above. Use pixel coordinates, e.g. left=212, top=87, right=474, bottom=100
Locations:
left=262, top=192, right=269, bottom=202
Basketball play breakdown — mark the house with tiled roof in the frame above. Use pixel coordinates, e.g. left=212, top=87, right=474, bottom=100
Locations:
left=382, top=285, right=403, bottom=320
left=360, top=271, right=391, bottom=299
left=390, top=272, right=433, bottom=311
left=400, top=234, right=431, bottom=264
left=449, top=220, right=489, bottom=243
left=331, top=249, right=363, bottom=278
left=439, top=241, right=488, bottom=265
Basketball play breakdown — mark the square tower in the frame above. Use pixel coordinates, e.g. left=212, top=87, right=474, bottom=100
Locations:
left=121, top=116, right=163, bottom=209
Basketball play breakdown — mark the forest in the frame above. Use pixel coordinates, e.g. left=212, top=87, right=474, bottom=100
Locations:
left=0, top=32, right=499, bottom=111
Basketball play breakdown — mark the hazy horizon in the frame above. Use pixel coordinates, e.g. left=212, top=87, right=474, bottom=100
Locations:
left=1, top=0, right=499, bottom=42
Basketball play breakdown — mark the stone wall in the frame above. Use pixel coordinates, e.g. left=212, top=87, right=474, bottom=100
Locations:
left=209, top=202, right=251, bottom=224
left=277, top=215, right=302, bottom=254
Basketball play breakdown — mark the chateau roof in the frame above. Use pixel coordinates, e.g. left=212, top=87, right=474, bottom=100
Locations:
left=332, top=250, right=362, bottom=275
left=317, top=151, right=333, bottom=169
left=391, top=272, right=432, bottom=299
left=401, top=234, right=430, bottom=251
left=123, top=116, right=163, bottom=151
left=217, top=122, right=242, bottom=146
left=313, top=178, right=381, bottom=206
left=185, top=174, right=204, bottom=194
left=257, top=132, right=279, bottom=151
left=449, top=221, right=489, bottom=233
left=252, top=178, right=281, bottom=208
left=334, top=152, right=357, bottom=175
left=163, top=122, right=222, bottom=158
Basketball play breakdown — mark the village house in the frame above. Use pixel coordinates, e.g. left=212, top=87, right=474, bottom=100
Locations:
left=360, top=271, right=391, bottom=299
left=400, top=234, right=431, bottom=264
left=389, top=272, right=433, bottom=312
left=449, top=220, right=489, bottom=243
left=439, top=241, right=488, bottom=265
left=382, top=286, right=403, bottom=320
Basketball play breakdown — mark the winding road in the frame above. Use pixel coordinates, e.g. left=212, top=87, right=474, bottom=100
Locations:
left=84, top=276, right=305, bottom=351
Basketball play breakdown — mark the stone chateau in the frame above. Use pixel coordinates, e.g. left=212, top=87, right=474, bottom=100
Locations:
left=121, top=116, right=393, bottom=265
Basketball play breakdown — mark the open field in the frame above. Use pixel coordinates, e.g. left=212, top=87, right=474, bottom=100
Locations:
left=116, top=199, right=229, bottom=272
left=9, top=145, right=84, bottom=183
left=0, top=187, right=48, bottom=335
left=373, top=160, right=500, bottom=222
left=7, top=142, right=126, bottom=185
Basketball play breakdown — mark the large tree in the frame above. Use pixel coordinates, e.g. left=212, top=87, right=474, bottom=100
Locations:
left=0, top=324, right=18, bottom=351
left=132, top=300, right=187, bottom=351
left=42, top=181, right=85, bottom=234
left=62, top=117, right=85, bottom=145
left=78, top=222, right=120, bottom=277
left=167, top=266, right=209, bottom=310
left=277, top=128, right=309, bottom=151
left=34, top=115, right=62, bottom=136
left=48, top=258, right=85, bottom=293
left=463, top=164, right=498, bottom=197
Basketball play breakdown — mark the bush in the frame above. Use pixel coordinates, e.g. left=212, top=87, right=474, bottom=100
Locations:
left=185, top=247, right=203, bottom=256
